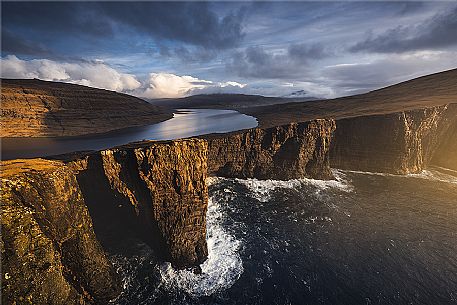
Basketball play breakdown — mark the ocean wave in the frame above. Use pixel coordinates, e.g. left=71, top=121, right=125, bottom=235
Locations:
left=344, top=168, right=457, bottom=185
left=210, top=169, right=352, bottom=203
left=407, top=168, right=457, bottom=185
left=109, top=242, right=156, bottom=304
left=157, top=195, right=243, bottom=297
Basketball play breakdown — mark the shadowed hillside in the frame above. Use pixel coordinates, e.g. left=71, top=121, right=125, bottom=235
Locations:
left=240, top=68, right=457, bottom=127
left=1, top=79, right=173, bottom=137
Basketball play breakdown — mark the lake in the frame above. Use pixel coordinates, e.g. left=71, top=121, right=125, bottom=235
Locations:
left=1, top=109, right=258, bottom=160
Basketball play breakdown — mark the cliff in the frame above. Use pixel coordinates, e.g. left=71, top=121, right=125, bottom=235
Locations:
left=204, top=119, right=336, bottom=180
left=70, top=139, right=208, bottom=269
left=330, top=104, right=457, bottom=174
left=0, top=79, right=172, bottom=137
left=431, top=105, right=457, bottom=171
left=2, top=70, right=456, bottom=304
left=1, top=139, right=209, bottom=304
left=1, top=159, right=121, bottom=304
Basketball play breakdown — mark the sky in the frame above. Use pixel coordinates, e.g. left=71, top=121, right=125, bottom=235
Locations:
left=1, top=1, right=457, bottom=99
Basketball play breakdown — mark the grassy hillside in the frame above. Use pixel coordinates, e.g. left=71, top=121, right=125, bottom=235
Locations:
left=1, top=79, right=173, bottom=137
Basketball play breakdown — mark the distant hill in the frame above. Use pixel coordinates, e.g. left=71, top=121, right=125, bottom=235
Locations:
left=1, top=79, right=173, bottom=137
left=149, top=69, right=457, bottom=129
left=148, top=94, right=315, bottom=109
left=3, top=68, right=456, bottom=137
left=282, top=90, right=316, bottom=99
left=240, top=68, right=457, bottom=128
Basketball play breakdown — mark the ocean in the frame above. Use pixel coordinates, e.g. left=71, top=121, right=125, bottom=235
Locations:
left=110, top=168, right=457, bottom=305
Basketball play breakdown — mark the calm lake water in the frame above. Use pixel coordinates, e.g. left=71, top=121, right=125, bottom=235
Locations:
left=1, top=109, right=258, bottom=160
left=110, top=168, right=457, bottom=305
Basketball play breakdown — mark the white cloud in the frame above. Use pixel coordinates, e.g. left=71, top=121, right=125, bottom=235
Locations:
left=220, top=81, right=246, bottom=88
left=0, top=57, right=249, bottom=99
left=140, top=72, right=247, bottom=98
left=140, top=73, right=211, bottom=98
left=0, top=55, right=141, bottom=92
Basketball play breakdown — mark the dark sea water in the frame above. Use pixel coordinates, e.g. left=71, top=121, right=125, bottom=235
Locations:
left=110, top=168, right=457, bottom=305
left=1, top=109, right=257, bottom=160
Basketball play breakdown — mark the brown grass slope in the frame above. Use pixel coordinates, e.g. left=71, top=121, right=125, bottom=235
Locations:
left=241, top=68, right=457, bottom=128
left=1, top=79, right=173, bottom=137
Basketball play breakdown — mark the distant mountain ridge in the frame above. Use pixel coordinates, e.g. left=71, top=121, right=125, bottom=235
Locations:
left=148, top=93, right=313, bottom=109
left=282, top=89, right=316, bottom=99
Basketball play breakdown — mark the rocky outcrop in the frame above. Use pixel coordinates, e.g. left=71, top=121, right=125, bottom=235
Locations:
left=205, top=119, right=336, bottom=180
left=1, top=159, right=121, bottom=305
left=1, top=79, right=172, bottom=137
left=1, top=139, right=209, bottom=304
left=71, top=139, right=209, bottom=269
left=330, top=104, right=457, bottom=174
left=2, top=71, right=456, bottom=305
left=431, top=105, right=457, bottom=171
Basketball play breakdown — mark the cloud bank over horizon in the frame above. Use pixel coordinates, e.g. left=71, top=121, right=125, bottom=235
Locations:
left=2, top=1, right=457, bottom=99
left=0, top=55, right=248, bottom=98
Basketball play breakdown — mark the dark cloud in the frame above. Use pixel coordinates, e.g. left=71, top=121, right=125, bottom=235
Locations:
left=227, top=43, right=330, bottom=79
left=394, top=1, right=426, bottom=16
left=1, top=2, right=244, bottom=54
left=172, top=46, right=217, bottom=63
left=351, top=6, right=457, bottom=53
left=1, top=2, right=113, bottom=39
left=228, top=47, right=294, bottom=79
left=1, top=30, right=52, bottom=56
left=288, top=43, right=331, bottom=60
left=102, top=2, right=245, bottom=49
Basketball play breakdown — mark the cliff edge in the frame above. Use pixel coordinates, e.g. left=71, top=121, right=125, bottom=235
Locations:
left=1, top=139, right=210, bottom=304
left=1, top=159, right=121, bottom=304
left=205, top=119, right=336, bottom=180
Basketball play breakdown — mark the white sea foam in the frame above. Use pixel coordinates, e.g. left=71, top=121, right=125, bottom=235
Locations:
left=407, top=169, right=457, bottom=185
left=221, top=169, right=353, bottom=202
left=157, top=195, right=243, bottom=297
left=345, top=168, right=457, bottom=185
left=109, top=242, right=156, bottom=303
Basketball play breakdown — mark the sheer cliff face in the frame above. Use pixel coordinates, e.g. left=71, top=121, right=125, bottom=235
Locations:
left=205, top=119, right=336, bottom=180
left=431, top=104, right=457, bottom=171
left=1, top=159, right=121, bottom=305
left=72, top=139, right=209, bottom=269
left=330, top=104, right=457, bottom=174
left=3, top=100, right=455, bottom=305
left=1, top=140, right=209, bottom=304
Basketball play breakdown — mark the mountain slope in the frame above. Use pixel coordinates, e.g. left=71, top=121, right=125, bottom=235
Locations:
left=1, top=79, right=173, bottom=137
left=241, top=68, right=457, bottom=128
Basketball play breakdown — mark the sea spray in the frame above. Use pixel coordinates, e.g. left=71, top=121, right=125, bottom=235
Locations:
left=231, top=169, right=353, bottom=203
left=345, top=168, right=457, bottom=185
left=157, top=180, right=244, bottom=297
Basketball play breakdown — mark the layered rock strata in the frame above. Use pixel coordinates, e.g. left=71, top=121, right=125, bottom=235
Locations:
left=2, top=101, right=456, bottom=304
left=330, top=104, right=457, bottom=174
left=1, top=139, right=209, bottom=304
left=430, top=105, right=457, bottom=171
left=204, top=119, right=336, bottom=180
left=1, top=159, right=121, bottom=304
left=71, top=139, right=209, bottom=268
